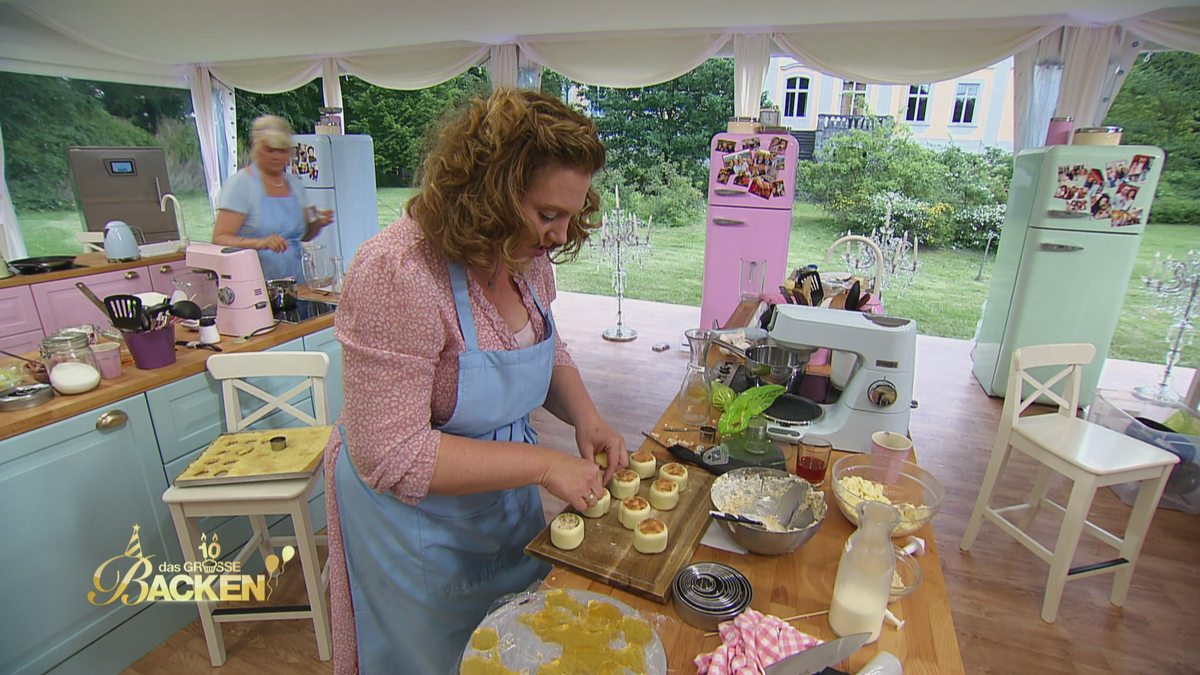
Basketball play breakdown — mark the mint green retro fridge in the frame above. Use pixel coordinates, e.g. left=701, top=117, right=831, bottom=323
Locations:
left=972, top=144, right=1164, bottom=405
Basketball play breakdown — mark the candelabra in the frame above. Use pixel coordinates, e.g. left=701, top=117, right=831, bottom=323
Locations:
left=1136, top=252, right=1200, bottom=402
left=837, top=197, right=920, bottom=297
left=590, top=186, right=651, bottom=342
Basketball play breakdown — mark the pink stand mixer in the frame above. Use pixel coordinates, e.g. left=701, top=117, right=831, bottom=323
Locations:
left=184, top=244, right=275, bottom=337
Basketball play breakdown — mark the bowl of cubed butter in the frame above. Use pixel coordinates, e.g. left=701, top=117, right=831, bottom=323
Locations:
left=831, top=454, right=944, bottom=538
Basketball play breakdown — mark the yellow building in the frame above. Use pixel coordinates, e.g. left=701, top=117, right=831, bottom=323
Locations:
left=765, top=56, right=1015, bottom=153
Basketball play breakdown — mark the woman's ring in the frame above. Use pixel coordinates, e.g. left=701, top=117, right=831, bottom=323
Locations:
left=586, top=492, right=596, bottom=503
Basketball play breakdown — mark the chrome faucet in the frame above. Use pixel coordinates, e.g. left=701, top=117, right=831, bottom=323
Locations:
left=159, top=193, right=190, bottom=250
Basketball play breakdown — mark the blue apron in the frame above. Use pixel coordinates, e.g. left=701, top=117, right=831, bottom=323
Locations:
left=249, top=165, right=306, bottom=282
left=335, top=261, right=555, bottom=675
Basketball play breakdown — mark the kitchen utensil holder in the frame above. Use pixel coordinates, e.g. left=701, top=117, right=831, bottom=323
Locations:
left=124, top=325, right=177, bottom=370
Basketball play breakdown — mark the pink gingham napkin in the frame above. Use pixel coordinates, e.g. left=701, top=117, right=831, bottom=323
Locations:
left=694, top=609, right=823, bottom=675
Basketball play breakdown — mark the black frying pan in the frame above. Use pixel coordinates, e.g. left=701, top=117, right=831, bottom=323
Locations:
left=8, top=256, right=76, bottom=274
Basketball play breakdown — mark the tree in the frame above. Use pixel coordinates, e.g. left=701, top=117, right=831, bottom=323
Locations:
left=0, top=72, right=156, bottom=210
left=68, top=80, right=192, bottom=134
left=573, top=58, right=736, bottom=191
left=1104, top=51, right=1200, bottom=224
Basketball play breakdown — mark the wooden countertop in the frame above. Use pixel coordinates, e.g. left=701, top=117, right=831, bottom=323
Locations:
left=0, top=314, right=333, bottom=442
left=543, top=300, right=966, bottom=675
left=1, top=251, right=186, bottom=290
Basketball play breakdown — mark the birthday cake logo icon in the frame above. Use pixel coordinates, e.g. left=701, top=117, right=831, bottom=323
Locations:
left=200, top=533, right=220, bottom=574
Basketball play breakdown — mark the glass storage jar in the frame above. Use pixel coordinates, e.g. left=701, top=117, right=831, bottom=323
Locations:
left=42, top=333, right=101, bottom=395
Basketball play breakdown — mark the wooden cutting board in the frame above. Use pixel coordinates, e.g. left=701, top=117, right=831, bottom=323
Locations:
left=525, top=460, right=715, bottom=604
left=174, top=426, right=333, bottom=486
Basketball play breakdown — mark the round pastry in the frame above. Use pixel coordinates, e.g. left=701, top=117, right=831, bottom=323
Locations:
left=659, top=462, right=689, bottom=492
left=634, top=518, right=668, bottom=554
left=629, top=450, right=657, bottom=480
left=610, top=469, right=641, bottom=500
left=580, top=487, right=612, bottom=518
left=595, top=450, right=609, bottom=468
left=647, top=478, right=680, bottom=511
left=619, top=496, right=651, bottom=530
left=550, top=513, right=585, bottom=550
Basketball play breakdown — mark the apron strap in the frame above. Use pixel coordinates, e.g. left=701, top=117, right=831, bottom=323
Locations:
left=446, top=262, right=480, bottom=352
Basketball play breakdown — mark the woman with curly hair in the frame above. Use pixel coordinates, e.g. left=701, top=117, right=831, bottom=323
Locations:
left=323, top=88, right=630, bottom=674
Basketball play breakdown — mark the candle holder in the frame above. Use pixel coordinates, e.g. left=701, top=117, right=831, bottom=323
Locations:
left=590, top=187, right=651, bottom=342
left=837, top=195, right=920, bottom=298
left=1136, top=252, right=1200, bottom=403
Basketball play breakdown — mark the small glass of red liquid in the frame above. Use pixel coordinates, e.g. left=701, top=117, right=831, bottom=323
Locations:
left=796, top=435, right=833, bottom=486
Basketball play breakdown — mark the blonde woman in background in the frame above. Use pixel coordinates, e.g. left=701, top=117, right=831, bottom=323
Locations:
left=213, top=115, right=333, bottom=281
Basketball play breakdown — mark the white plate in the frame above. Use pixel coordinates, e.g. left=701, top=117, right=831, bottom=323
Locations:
left=460, top=588, right=667, bottom=674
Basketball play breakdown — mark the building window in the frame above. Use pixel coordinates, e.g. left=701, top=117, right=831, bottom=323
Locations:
left=784, top=76, right=810, bottom=117
left=905, top=85, right=930, bottom=122
left=952, top=83, right=980, bottom=124
left=840, top=81, right=868, bottom=115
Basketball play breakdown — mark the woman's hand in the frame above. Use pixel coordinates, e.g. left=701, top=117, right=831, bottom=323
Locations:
left=258, top=234, right=289, bottom=252
left=539, top=452, right=605, bottom=512
left=575, top=414, right=629, bottom=485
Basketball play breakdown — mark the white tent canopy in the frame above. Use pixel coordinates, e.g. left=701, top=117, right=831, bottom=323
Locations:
left=1, top=0, right=1199, bottom=260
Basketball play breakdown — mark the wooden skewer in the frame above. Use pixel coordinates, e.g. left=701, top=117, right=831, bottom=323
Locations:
left=702, top=610, right=829, bottom=637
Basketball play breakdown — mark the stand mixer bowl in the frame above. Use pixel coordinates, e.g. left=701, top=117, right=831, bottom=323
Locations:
left=172, top=271, right=219, bottom=326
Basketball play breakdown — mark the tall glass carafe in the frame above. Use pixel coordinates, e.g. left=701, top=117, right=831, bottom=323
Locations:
left=829, top=501, right=900, bottom=644
left=301, top=242, right=332, bottom=288
left=677, top=328, right=713, bottom=426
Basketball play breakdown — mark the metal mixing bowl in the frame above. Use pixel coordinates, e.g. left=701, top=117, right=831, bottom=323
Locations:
left=710, top=467, right=827, bottom=555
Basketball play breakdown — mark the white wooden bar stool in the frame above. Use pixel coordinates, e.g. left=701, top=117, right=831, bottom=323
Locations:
left=960, top=343, right=1179, bottom=622
left=162, top=351, right=333, bottom=665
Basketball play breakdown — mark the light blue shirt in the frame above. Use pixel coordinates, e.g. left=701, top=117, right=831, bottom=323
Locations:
left=216, top=166, right=314, bottom=281
left=216, top=166, right=314, bottom=236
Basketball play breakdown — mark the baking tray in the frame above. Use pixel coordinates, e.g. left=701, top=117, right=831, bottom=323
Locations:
left=174, top=426, right=333, bottom=486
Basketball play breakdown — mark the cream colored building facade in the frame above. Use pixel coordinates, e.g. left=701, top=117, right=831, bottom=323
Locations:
left=765, top=56, right=1015, bottom=152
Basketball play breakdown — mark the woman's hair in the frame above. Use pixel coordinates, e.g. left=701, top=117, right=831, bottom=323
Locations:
left=251, top=115, right=294, bottom=155
left=407, top=88, right=606, bottom=272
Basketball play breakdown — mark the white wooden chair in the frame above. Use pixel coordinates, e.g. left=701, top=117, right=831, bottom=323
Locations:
left=161, top=351, right=333, bottom=665
left=959, top=343, right=1179, bottom=622
left=76, top=231, right=105, bottom=252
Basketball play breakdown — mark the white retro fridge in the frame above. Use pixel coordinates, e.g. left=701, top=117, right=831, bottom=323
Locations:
left=973, top=144, right=1164, bottom=404
left=288, top=134, right=379, bottom=263
left=700, top=133, right=798, bottom=329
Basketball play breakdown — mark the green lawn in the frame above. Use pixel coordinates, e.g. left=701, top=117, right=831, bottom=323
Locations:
left=13, top=193, right=1198, bottom=368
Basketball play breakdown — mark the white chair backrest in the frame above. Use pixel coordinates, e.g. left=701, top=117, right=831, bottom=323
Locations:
left=1004, top=343, right=1097, bottom=423
left=76, top=231, right=105, bottom=252
left=206, top=351, right=331, bottom=432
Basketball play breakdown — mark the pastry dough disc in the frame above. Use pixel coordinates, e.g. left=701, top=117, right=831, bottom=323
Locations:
left=659, top=463, right=689, bottom=492
left=629, top=450, right=657, bottom=480
left=550, top=513, right=585, bottom=550
left=581, top=488, right=612, bottom=518
left=647, top=479, right=680, bottom=511
left=610, top=469, right=640, bottom=500
left=634, top=518, right=668, bottom=554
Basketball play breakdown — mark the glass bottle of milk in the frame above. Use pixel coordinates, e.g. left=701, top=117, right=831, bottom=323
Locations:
left=829, top=501, right=900, bottom=643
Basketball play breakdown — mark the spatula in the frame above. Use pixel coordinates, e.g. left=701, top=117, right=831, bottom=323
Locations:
left=104, top=294, right=148, bottom=332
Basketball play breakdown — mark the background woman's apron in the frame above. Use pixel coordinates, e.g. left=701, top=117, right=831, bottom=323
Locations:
left=248, top=165, right=306, bottom=282
left=335, top=261, right=555, bottom=675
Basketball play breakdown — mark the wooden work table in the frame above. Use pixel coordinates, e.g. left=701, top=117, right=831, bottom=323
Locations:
left=543, top=301, right=966, bottom=675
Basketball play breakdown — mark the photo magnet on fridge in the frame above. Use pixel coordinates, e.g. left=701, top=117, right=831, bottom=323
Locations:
left=1107, top=159, right=1130, bottom=187
left=768, top=136, right=789, bottom=154
left=1129, top=155, right=1153, bottom=183
left=1091, top=193, right=1113, bottom=220
left=741, top=136, right=761, bottom=150
left=1113, top=181, right=1139, bottom=211
left=715, top=139, right=737, bottom=153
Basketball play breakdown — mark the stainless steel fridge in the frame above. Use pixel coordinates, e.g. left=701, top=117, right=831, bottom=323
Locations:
left=972, top=144, right=1165, bottom=404
left=288, top=134, right=379, bottom=263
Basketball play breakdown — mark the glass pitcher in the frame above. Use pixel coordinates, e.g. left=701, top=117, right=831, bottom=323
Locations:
left=677, top=328, right=713, bottom=426
left=301, top=242, right=332, bottom=288
left=828, top=501, right=900, bottom=644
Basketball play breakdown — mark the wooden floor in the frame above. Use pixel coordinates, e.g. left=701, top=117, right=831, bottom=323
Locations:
left=126, top=291, right=1200, bottom=675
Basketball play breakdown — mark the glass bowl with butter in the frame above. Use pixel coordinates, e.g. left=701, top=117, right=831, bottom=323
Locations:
left=831, top=454, right=944, bottom=538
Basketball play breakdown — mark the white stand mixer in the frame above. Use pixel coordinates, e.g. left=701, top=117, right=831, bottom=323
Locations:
left=766, top=304, right=918, bottom=453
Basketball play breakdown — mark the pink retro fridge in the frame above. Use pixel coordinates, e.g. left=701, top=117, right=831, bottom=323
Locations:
left=700, top=132, right=798, bottom=329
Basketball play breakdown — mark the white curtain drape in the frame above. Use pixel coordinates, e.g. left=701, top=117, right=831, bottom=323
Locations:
left=489, top=44, right=519, bottom=90
left=1055, top=26, right=1123, bottom=129
left=0, top=120, right=27, bottom=261
left=520, top=33, right=730, bottom=87
left=322, top=58, right=343, bottom=111
left=733, top=34, right=772, bottom=118
left=188, top=65, right=222, bottom=215
left=774, top=23, right=1055, bottom=85
left=208, top=59, right=324, bottom=95
left=1013, top=30, right=1065, bottom=154
left=1126, top=9, right=1200, bottom=53
left=337, top=43, right=489, bottom=90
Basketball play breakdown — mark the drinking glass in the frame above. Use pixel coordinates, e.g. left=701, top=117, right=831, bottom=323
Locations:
left=740, top=259, right=766, bottom=301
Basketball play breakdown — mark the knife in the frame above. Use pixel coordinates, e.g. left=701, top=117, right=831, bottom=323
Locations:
left=763, top=632, right=871, bottom=675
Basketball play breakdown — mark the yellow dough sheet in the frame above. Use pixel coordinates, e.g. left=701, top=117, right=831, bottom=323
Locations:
left=174, top=426, right=333, bottom=486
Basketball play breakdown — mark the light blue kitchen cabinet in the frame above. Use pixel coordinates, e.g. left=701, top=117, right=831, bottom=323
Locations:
left=0, top=396, right=193, bottom=675
left=302, top=326, right=343, bottom=422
